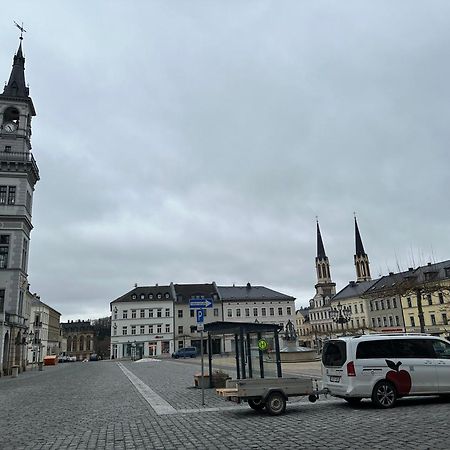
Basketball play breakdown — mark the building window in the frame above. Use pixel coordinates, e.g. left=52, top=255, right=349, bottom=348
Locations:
left=392, top=298, right=397, bottom=308
left=140, top=294, right=145, bottom=300
left=386, top=299, right=391, bottom=309
left=140, top=309, right=145, bottom=318
left=380, top=300, right=385, bottom=310
left=389, top=316, right=393, bottom=326
left=0, top=186, right=6, bottom=204
left=377, top=317, right=381, bottom=327
left=375, top=301, right=379, bottom=311
left=442, top=313, right=448, bottom=325
left=157, top=309, right=162, bottom=318
left=178, top=310, right=183, bottom=318
left=148, top=293, right=154, bottom=299
left=395, top=316, right=400, bottom=326
left=245, top=308, right=250, bottom=317
left=131, top=294, right=137, bottom=300
left=287, top=307, right=292, bottom=315
left=439, top=293, right=444, bottom=304
left=410, top=317, right=415, bottom=327
left=131, top=325, right=136, bottom=335
left=0, top=235, right=10, bottom=269
left=214, top=308, right=219, bottom=317
left=427, top=295, right=432, bottom=306
left=236, top=309, right=241, bottom=317
left=178, top=341, right=184, bottom=349
left=430, top=314, right=436, bottom=325
left=165, top=308, right=170, bottom=317
left=371, top=318, right=376, bottom=327
left=157, top=324, right=162, bottom=333
left=261, top=308, right=266, bottom=316
left=21, top=239, right=28, bottom=271
left=122, top=310, right=128, bottom=319
left=278, top=307, right=283, bottom=316
left=113, top=328, right=117, bottom=336
left=360, top=303, right=364, bottom=313
left=370, top=302, right=373, bottom=312
left=165, top=293, right=170, bottom=299
left=354, top=305, right=358, bottom=314
left=269, top=307, right=274, bottom=316
left=407, top=297, right=412, bottom=308
left=165, top=324, right=170, bottom=333
left=140, top=325, right=145, bottom=335
left=190, top=325, right=197, bottom=333
left=7, top=186, right=15, bottom=205
left=131, top=310, right=136, bottom=319
left=178, top=326, right=183, bottom=335
left=149, top=309, right=154, bottom=318
left=149, top=325, right=154, bottom=334
left=122, top=326, right=128, bottom=335
left=190, top=310, right=195, bottom=318
left=227, top=309, right=232, bottom=318
left=253, top=308, right=258, bottom=317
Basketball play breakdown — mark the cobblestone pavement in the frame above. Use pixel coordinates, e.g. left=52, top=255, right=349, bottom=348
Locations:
left=1, top=359, right=450, bottom=449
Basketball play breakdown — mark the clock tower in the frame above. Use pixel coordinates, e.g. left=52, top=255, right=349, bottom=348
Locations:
left=0, top=36, right=39, bottom=376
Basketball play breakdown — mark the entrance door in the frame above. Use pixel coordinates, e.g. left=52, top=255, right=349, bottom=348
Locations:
left=148, top=342, right=157, bottom=356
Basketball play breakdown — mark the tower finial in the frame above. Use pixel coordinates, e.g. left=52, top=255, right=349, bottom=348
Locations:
left=14, top=21, right=26, bottom=41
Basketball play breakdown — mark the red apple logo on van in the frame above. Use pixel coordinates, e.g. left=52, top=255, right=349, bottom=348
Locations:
left=385, top=359, right=412, bottom=395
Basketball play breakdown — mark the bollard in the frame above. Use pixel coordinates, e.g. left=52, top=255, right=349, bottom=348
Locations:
left=11, top=365, right=19, bottom=378
left=38, top=362, right=43, bottom=371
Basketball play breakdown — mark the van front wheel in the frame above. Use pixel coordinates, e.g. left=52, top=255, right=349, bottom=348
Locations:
left=372, top=381, right=397, bottom=408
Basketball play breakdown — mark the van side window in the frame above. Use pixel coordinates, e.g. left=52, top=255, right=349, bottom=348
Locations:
left=356, top=340, right=395, bottom=359
left=432, top=340, right=450, bottom=359
left=394, top=339, right=435, bottom=358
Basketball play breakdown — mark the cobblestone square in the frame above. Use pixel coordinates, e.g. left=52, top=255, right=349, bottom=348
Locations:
left=1, top=359, right=450, bottom=449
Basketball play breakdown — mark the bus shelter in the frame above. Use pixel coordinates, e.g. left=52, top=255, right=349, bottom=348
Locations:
left=203, top=321, right=283, bottom=387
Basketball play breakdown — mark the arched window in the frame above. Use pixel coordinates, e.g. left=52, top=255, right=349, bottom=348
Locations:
left=86, top=336, right=91, bottom=351
left=72, top=336, right=78, bottom=352
left=79, top=335, right=84, bottom=351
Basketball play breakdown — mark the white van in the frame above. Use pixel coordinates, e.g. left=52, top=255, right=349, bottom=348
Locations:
left=322, top=334, right=450, bottom=408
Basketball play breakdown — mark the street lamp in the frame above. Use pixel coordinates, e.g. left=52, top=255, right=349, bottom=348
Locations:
left=330, top=303, right=352, bottom=335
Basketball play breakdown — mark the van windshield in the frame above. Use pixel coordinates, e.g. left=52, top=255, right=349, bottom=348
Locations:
left=322, top=340, right=346, bottom=367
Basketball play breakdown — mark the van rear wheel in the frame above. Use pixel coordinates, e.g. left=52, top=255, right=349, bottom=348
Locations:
left=372, top=380, right=397, bottom=408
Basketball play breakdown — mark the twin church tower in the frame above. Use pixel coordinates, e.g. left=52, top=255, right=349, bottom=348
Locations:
left=314, top=218, right=371, bottom=303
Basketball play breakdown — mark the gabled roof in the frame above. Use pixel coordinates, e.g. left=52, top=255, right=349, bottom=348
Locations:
left=111, top=285, right=174, bottom=305
left=218, top=285, right=295, bottom=302
left=173, top=283, right=218, bottom=302
left=332, top=278, right=379, bottom=301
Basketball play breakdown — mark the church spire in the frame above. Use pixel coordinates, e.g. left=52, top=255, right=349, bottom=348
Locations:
left=315, top=220, right=332, bottom=284
left=2, top=40, right=28, bottom=98
left=354, top=216, right=371, bottom=282
left=316, top=220, right=326, bottom=259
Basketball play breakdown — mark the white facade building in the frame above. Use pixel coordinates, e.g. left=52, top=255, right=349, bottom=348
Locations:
left=110, top=285, right=174, bottom=359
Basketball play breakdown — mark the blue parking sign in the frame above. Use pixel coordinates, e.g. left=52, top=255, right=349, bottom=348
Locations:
left=196, top=309, right=204, bottom=324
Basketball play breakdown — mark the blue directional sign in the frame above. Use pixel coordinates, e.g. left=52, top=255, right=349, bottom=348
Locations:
left=189, top=298, right=213, bottom=309
left=196, top=309, right=204, bottom=324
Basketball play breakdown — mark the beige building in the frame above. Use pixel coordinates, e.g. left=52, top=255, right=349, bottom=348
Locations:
left=295, top=308, right=313, bottom=347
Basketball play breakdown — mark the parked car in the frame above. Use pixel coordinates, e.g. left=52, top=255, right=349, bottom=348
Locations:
left=89, top=354, right=98, bottom=361
left=171, top=347, right=198, bottom=359
left=58, top=355, right=68, bottom=363
left=322, top=333, right=450, bottom=408
left=67, top=356, right=77, bottom=362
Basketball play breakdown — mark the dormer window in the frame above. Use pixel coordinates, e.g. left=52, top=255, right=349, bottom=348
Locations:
left=140, top=294, right=145, bottom=300
left=157, top=293, right=162, bottom=299
left=164, top=293, right=170, bottom=299
left=131, top=294, right=137, bottom=300
left=148, top=293, right=153, bottom=300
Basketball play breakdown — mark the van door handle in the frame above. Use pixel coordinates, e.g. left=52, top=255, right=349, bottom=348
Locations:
left=424, top=361, right=433, bottom=365
left=437, top=361, right=446, bottom=365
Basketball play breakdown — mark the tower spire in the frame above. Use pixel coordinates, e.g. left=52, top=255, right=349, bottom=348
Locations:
left=316, top=219, right=326, bottom=259
left=2, top=23, right=29, bottom=99
left=354, top=215, right=371, bottom=282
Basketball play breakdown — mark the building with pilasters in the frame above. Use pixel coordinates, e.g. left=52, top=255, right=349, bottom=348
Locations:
left=0, top=37, right=39, bottom=376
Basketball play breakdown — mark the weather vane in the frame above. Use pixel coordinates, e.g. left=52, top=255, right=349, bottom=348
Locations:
left=14, top=21, right=26, bottom=40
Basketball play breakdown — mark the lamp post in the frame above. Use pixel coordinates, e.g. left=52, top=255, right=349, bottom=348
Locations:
left=330, top=303, right=352, bottom=335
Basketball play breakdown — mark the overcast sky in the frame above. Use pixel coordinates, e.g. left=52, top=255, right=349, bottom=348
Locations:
left=1, top=1, right=450, bottom=321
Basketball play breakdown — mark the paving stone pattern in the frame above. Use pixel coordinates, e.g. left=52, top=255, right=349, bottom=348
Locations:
left=1, top=360, right=449, bottom=449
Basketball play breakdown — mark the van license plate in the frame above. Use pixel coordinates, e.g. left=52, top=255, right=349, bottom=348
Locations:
left=330, top=376, right=340, bottom=383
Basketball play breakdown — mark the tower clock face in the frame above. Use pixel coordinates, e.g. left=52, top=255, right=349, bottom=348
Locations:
left=3, top=122, right=17, bottom=133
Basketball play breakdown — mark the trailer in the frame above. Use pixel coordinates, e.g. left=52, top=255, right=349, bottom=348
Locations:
left=217, top=377, right=324, bottom=415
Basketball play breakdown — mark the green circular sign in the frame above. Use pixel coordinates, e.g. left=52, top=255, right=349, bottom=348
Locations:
left=258, top=339, right=268, bottom=351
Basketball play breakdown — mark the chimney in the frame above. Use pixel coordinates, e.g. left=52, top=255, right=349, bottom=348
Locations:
left=408, top=268, right=414, bottom=272
left=349, top=281, right=356, bottom=287
left=246, top=282, right=251, bottom=289
left=389, top=272, right=394, bottom=276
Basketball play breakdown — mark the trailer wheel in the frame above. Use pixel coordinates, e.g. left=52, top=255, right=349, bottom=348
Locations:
left=266, top=392, right=286, bottom=416
left=248, top=399, right=265, bottom=411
